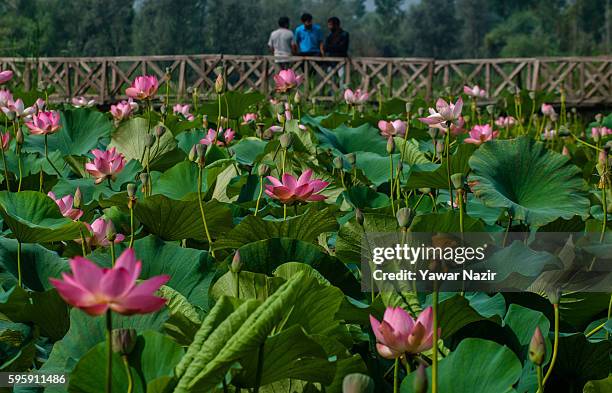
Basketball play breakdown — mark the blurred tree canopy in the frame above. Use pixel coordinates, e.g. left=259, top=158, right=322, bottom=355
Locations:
left=0, top=0, right=610, bottom=58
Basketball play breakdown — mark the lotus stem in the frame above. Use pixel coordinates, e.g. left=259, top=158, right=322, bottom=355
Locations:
left=122, top=355, right=133, bottom=393
left=106, top=310, right=113, bottom=393
left=389, top=153, right=395, bottom=215
left=39, top=169, right=43, bottom=192
left=393, top=357, right=399, bottom=393
left=17, top=240, right=22, bottom=288
left=17, top=149, right=22, bottom=192
left=432, top=287, right=439, bottom=393
left=502, top=214, right=513, bottom=247
left=1, top=146, right=10, bottom=192
left=129, top=206, right=135, bottom=248
left=444, top=127, right=453, bottom=211
left=607, top=295, right=612, bottom=340
left=458, top=190, right=465, bottom=235
left=79, top=225, right=88, bottom=256
left=253, top=341, right=265, bottom=393
left=585, top=320, right=607, bottom=338
left=197, top=165, right=215, bottom=258
left=254, top=176, right=264, bottom=216
left=110, top=241, right=116, bottom=267
left=44, top=134, right=62, bottom=177
left=601, top=168, right=608, bottom=243
left=339, top=170, right=346, bottom=190
left=541, top=304, right=559, bottom=390
left=283, top=204, right=287, bottom=221
left=536, top=365, right=543, bottom=393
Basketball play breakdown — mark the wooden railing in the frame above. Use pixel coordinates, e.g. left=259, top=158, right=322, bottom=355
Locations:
left=0, top=55, right=610, bottom=105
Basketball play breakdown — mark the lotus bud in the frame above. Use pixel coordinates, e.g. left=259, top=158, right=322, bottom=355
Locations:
left=386, top=137, right=395, bottom=154
left=230, top=251, right=242, bottom=273
left=16, top=129, right=24, bottom=146
left=595, top=113, right=603, bottom=123
left=279, top=133, right=293, bottom=149
left=342, top=373, right=375, bottom=393
left=73, top=187, right=82, bottom=209
left=263, top=128, right=273, bottom=140
left=105, top=220, right=117, bottom=242
left=528, top=91, right=536, bottom=100
left=139, top=172, right=149, bottom=186
left=562, top=145, right=570, bottom=156
left=396, top=207, right=413, bottom=228
left=333, top=156, right=344, bottom=170
left=417, top=107, right=424, bottom=117
left=294, top=90, right=301, bottom=104
left=155, top=126, right=166, bottom=138
left=450, top=173, right=464, bottom=190
left=127, top=183, right=136, bottom=199
left=202, top=115, right=208, bottom=129
left=188, top=145, right=197, bottom=162
left=219, top=116, right=228, bottom=127
left=528, top=326, right=546, bottom=366
left=196, top=144, right=206, bottom=166
left=413, top=365, right=428, bottom=393
left=277, top=113, right=286, bottom=124
left=257, top=164, right=270, bottom=177
left=419, top=187, right=431, bottom=194
left=486, top=105, right=495, bottom=116
left=593, top=131, right=600, bottom=143
left=145, top=134, right=155, bottom=148
left=160, top=104, right=167, bottom=115
left=355, top=208, right=364, bottom=226
left=112, top=328, right=137, bottom=355
left=215, top=74, right=224, bottom=94
left=405, top=102, right=412, bottom=114
left=346, top=153, right=356, bottom=166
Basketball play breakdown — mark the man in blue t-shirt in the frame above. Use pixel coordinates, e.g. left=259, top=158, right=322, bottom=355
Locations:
left=292, top=13, right=324, bottom=56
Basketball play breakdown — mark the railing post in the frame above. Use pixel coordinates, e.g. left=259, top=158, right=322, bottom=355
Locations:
left=100, top=60, right=107, bottom=104
left=426, top=59, right=434, bottom=101
left=262, top=58, right=269, bottom=96
left=178, top=59, right=186, bottom=100
left=531, top=59, right=540, bottom=92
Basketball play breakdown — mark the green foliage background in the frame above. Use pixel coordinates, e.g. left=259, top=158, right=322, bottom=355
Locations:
left=0, top=0, right=610, bottom=58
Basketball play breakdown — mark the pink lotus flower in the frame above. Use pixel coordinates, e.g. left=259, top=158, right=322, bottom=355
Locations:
left=463, top=85, right=487, bottom=98
left=0, top=90, right=13, bottom=107
left=495, top=116, right=516, bottom=128
left=48, top=191, right=83, bottom=221
left=268, top=125, right=283, bottom=133
left=242, top=113, right=258, bottom=124
left=85, top=147, right=126, bottom=184
left=419, top=97, right=464, bottom=126
left=344, top=88, right=369, bottom=105
left=71, top=96, right=96, bottom=108
left=173, top=104, right=194, bottom=121
left=49, top=248, right=169, bottom=316
left=562, top=146, right=570, bottom=156
left=464, top=124, right=499, bottom=145
left=33, top=98, right=46, bottom=113
left=265, top=169, right=328, bottom=204
left=110, top=99, right=137, bottom=122
left=200, top=128, right=235, bottom=146
left=1, top=99, right=35, bottom=120
left=431, top=115, right=465, bottom=136
left=25, top=111, right=61, bottom=135
left=274, top=69, right=304, bottom=93
left=83, top=217, right=126, bottom=247
left=592, top=126, right=612, bottom=139
left=541, top=103, right=556, bottom=118
left=369, top=306, right=437, bottom=359
left=125, top=75, right=159, bottom=100
left=0, top=70, right=13, bottom=84
left=378, top=120, right=407, bottom=138
left=1, top=131, right=10, bottom=151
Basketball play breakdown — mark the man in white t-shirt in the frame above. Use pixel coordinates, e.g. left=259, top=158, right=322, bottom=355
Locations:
left=268, top=17, right=294, bottom=69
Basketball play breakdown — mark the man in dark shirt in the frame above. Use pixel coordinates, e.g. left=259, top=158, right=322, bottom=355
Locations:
left=324, top=17, right=349, bottom=57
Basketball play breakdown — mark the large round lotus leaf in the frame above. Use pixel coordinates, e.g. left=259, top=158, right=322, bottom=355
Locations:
left=468, top=137, right=589, bottom=227
left=0, top=191, right=84, bottom=243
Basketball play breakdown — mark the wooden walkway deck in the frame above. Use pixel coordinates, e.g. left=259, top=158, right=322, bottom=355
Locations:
left=0, top=55, right=610, bottom=105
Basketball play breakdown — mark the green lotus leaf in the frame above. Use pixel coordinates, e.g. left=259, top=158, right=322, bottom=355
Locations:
left=24, top=108, right=112, bottom=156
left=401, top=338, right=522, bottom=393
left=0, top=191, right=84, bottom=243
left=132, top=194, right=232, bottom=242
left=406, top=143, right=477, bottom=189
left=68, top=331, right=183, bottom=393
left=231, top=137, right=268, bottom=165
left=200, top=91, right=265, bottom=119
left=468, top=136, right=589, bottom=227
left=316, top=123, right=387, bottom=155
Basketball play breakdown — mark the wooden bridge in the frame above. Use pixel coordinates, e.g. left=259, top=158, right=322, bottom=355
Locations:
left=0, top=55, right=610, bottom=106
